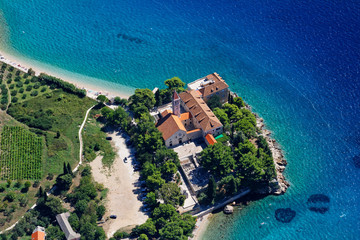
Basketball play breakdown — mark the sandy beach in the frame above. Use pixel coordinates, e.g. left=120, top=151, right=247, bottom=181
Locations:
left=191, top=213, right=211, bottom=240
left=0, top=50, right=134, bottom=100
left=90, top=130, right=147, bottom=238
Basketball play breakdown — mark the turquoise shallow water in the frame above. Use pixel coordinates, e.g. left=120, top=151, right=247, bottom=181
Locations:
left=0, top=0, right=359, bottom=239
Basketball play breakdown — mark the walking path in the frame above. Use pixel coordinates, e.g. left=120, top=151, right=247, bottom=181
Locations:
left=0, top=104, right=95, bottom=234
left=73, top=105, right=95, bottom=172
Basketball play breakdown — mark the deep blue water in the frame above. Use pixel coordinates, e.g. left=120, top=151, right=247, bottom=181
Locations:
left=0, top=0, right=359, bottom=239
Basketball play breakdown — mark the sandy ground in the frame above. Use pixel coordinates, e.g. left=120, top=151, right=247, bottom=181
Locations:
left=90, top=130, right=147, bottom=238
left=191, top=214, right=211, bottom=240
left=0, top=51, right=133, bottom=99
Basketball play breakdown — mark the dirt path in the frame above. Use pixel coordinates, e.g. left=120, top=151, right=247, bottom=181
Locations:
left=73, top=105, right=95, bottom=172
left=90, top=130, right=147, bottom=238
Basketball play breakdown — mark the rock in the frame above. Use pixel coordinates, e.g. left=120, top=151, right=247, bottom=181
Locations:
left=224, top=205, right=234, bottom=214
left=275, top=208, right=296, bottom=223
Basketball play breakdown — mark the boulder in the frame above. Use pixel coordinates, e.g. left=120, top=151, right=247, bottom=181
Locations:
left=224, top=205, right=234, bottom=214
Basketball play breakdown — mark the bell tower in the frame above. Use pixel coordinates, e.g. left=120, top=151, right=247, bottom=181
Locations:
left=172, top=90, right=181, bottom=117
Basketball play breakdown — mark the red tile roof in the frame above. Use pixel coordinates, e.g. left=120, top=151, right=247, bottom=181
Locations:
left=179, top=90, right=222, bottom=132
left=205, top=133, right=217, bottom=145
left=180, top=112, right=192, bottom=121
left=31, top=231, right=45, bottom=240
left=198, top=73, right=229, bottom=98
left=157, top=113, right=186, bottom=140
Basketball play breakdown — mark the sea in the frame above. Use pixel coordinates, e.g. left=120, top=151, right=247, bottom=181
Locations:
left=0, top=0, right=359, bottom=239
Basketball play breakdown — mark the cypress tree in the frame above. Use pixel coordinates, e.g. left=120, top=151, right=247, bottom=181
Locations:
left=63, top=162, right=68, bottom=174
left=37, top=186, right=43, bottom=197
left=43, top=191, right=48, bottom=202
left=207, top=176, right=216, bottom=204
left=67, top=162, right=72, bottom=175
left=228, top=177, right=237, bottom=195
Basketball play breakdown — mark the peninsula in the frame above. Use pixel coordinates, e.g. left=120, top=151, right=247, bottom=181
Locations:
left=0, top=57, right=288, bottom=240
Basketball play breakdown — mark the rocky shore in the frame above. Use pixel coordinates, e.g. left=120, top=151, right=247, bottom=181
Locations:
left=253, top=112, right=290, bottom=195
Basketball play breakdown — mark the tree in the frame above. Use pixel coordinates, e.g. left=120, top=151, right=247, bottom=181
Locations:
left=213, top=107, right=229, bottom=125
left=113, top=96, right=122, bottom=105
left=63, top=162, right=68, bottom=175
left=233, top=97, right=245, bottom=108
left=43, top=196, right=65, bottom=216
left=157, top=182, right=185, bottom=207
left=46, top=225, right=65, bottom=240
left=206, top=176, right=216, bottom=203
left=75, top=200, right=88, bottom=215
left=67, top=162, right=72, bottom=175
left=101, top=107, right=113, bottom=120
left=164, top=77, right=185, bottom=91
left=152, top=204, right=177, bottom=222
left=141, top=162, right=157, bottom=179
left=4, top=192, right=16, bottom=202
left=82, top=165, right=92, bottom=177
left=68, top=213, right=80, bottom=231
left=56, top=173, right=73, bottom=191
left=139, top=234, right=148, bottom=240
left=27, top=68, right=35, bottom=76
left=96, top=205, right=106, bottom=220
left=132, top=218, right=157, bottom=237
left=154, top=146, right=180, bottom=167
left=159, top=222, right=184, bottom=240
left=144, top=192, right=158, bottom=208
left=160, top=161, right=178, bottom=180
left=200, top=143, right=235, bottom=177
left=155, top=89, right=162, bottom=106
left=146, top=173, right=165, bottom=191
left=96, top=95, right=108, bottom=103
left=223, top=103, right=242, bottom=123
left=23, top=181, right=31, bottom=192
left=129, top=88, right=156, bottom=110
left=207, top=95, right=222, bottom=109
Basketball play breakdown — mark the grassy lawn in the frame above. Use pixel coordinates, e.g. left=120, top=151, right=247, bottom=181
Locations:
left=83, top=108, right=116, bottom=168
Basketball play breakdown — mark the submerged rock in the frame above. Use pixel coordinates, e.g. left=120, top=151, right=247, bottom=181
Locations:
left=307, top=194, right=330, bottom=214
left=275, top=208, right=296, bottom=223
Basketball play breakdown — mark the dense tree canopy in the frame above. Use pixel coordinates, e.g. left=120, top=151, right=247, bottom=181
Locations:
left=164, top=77, right=185, bottom=91
left=129, top=88, right=156, bottom=110
left=200, top=143, right=235, bottom=177
left=157, top=182, right=185, bottom=207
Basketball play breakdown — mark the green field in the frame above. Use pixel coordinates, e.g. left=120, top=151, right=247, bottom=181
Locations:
left=0, top=126, right=43, bottom=180
left=7, top=89, right=96, bottom=175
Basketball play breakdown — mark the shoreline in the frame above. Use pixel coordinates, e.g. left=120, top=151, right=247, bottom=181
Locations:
left=256, top=115, right=290, bottom=194
left=194, top=98, right=289, bottom=240
left=191, top=213, right=211, bottom=240
left=0, top=50, right=134, bottom=100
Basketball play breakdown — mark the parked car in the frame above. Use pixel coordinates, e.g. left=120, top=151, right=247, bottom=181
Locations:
left=106, top=137, right=112, bottom=140
left=110, top=215, right=117, bottom=219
